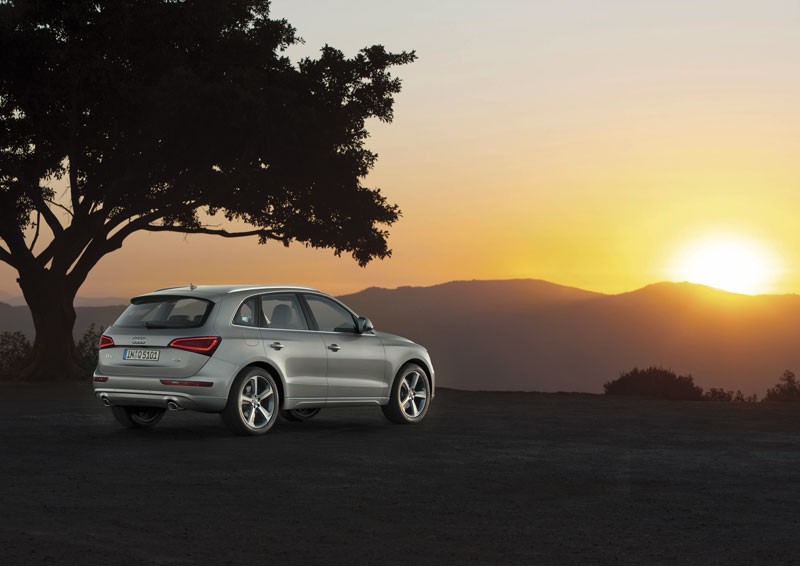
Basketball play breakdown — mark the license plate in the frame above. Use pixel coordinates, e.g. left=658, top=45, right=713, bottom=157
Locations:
left=123, top=349, right=160, bottom=361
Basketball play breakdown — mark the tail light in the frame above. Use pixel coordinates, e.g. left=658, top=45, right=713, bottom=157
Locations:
left=99, top=335, right=115, bottom=349
left=168, top=336, right=221, bottom=356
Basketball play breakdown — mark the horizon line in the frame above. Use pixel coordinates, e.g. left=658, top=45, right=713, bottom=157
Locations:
left=2, top=277, right=798, bottom=306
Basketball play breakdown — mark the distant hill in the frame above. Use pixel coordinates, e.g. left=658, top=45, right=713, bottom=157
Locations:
left=0, top=295, right=130, bottom=307
left=341, top=279, right=800, bottom=395
left=0, top=304, right=126, bottom=339
left=3, top=279, right=799, bottom=395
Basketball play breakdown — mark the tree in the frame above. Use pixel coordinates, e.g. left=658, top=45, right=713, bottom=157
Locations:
left=0, top=0, right=414, bottom=380
left=603, top=366, right=703, bottom=401
left=763, top=370, right=800, bottom=403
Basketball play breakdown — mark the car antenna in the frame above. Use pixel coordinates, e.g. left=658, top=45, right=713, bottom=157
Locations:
left=189, top=282, right=197, bottom=291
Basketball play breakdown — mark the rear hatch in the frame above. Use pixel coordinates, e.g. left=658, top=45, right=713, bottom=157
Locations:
left=97, top=295, right=219, bottom=378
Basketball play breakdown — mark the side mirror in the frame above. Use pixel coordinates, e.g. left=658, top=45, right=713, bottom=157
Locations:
left=357, top=316, right=374, bottom=334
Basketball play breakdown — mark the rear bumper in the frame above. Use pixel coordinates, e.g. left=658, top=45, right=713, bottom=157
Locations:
left=94, top=383, right=227, bottom=412
left=92, top=358, right=235, bottom=412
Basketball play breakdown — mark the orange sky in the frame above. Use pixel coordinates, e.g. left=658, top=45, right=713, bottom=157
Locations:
left=1, top=0, right=799, bottom=299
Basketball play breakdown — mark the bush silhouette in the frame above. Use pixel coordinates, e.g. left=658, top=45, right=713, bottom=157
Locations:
left=0, top=326, right=104, bottom=379
left=733, top=390, right=758, bottom=403
left=764, top=370, right=800, bottom=403
left=75, top=324, right=104, bottom=373
left=701, top=389, right=758, bottom=403
left=704, top=388, right=734, bottom=402
left=604, top=366, right=703, bottom=400
left=0, top=331, right=32, bottom=375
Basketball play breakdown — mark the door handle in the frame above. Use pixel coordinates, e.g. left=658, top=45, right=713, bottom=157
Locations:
left=270, top=342, right=284, bottom=350
left=327, top=344, right=341, bottom=352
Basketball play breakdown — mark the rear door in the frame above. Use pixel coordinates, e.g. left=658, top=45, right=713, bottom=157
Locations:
left=301, top=293, right=387, bottom=401
left=255, top=293, right=328, bottom=401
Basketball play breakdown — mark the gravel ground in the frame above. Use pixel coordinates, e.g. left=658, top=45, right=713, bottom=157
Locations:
left=1, top=383, right=800, bottom=565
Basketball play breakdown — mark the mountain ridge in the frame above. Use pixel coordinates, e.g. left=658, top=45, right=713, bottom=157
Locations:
left=1, top=279, right=798, bottom=394
left=339, top=279, right=800, bottom=396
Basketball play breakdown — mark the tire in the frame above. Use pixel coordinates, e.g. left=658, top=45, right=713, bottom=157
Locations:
left=222, top=367, right=280, bottom=436
left=280, top=408, right=321, bottom=422
left=111, top=406, right=165, bottom=429
left=382, top=363, right=431, bottom=424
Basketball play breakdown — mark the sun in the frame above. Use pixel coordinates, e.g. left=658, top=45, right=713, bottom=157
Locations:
left=669, top=234, right=780, bottom=295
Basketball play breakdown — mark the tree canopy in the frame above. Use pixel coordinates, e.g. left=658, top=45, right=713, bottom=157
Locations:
left=0, top=0, right=415, bottom=379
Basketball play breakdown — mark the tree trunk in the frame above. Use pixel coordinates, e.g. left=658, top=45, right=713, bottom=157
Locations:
left=17, top=270, right=85, bottom=381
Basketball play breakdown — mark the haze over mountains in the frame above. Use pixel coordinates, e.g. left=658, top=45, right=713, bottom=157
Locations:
left=341, top=280, right=800, bottom=395
left=1, top=279, right=798, bottom=394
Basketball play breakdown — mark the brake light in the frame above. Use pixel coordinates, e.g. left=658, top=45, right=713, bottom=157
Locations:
left=99, top=335, right=114, bottom=349
left=168, top=336, right=221, bottom=356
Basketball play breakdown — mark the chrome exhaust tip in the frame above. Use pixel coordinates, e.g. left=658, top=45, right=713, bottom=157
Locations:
left=101, top=395, right=111, bottom=407
left=167, top=400, right=181, bottom=411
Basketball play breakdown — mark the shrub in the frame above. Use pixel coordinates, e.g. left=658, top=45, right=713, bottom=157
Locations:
left=702, top=388, right=758, bottom=403
left=604, top=366, right=703, bottom=400
left=0, top=331, right=32, bottom=374
left=704, top=388, right=734, bottom=402
left=733, top=390, right=758, bottom=403
left=0, top=325, right=104, bottom=378
left=764, top=370, right=800, bottom=403
left=75, top=323, right=104, bottom=372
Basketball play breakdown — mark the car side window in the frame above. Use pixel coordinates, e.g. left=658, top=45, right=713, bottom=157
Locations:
left=261, top=294, right=308, bottom=330
left=233, top=297, right=259, bottom=327
left=304, top=295, right=357, bottom=333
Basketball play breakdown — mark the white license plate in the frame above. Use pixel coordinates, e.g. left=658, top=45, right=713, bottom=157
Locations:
left=123, top=349, right=160, bottom=361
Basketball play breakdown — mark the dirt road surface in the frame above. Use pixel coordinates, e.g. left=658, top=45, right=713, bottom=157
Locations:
left=1, top=383, right=799, bottom=565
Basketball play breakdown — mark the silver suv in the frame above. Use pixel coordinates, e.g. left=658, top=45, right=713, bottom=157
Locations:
left=93, top=285, right=434, bottom=435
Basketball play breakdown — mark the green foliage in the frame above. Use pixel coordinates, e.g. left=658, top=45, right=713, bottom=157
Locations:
left=733, top=390, right=758, bottom=403
left=0, top=331, right=32, bottom=374
left=703, top=388, right=734, bottom=402
left=75, top=323, right=104, bottom=372
left=764, top=370, right=800, bottom=403
left=1, top=0, right=415, bottom=378
left=0, top=0, right=413, bottom=268
left=604, top=366, right=703, bottom=401
left=0, top=326, right=104, bottom=378
left=703, top=388, right=759, bottom=403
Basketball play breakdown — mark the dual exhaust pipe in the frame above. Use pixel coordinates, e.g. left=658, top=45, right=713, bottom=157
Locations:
left=100, top=394, right=182, bottom=411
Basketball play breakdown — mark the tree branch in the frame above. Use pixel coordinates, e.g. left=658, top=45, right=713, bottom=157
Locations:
left=0, top=243, right=16, bottom=268
left=43, top=197, right=74, bottom=217
left=104, top=198, right=201, bottom=235
left=0, top=225, right=32, bottom=269
left=142, top=224, right=277, bottom=240
left=28, top=190, right=64, bottom=235
left=66, top=236, right=117, bottom=295
left=28, top=211, right=41, bottom=252
left=37, top=205, right=167, bottom=268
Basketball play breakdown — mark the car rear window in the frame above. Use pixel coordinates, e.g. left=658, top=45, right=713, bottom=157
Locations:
left=116, top=296, right=214, bottom=329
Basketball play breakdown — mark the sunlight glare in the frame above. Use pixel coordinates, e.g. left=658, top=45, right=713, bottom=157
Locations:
left=670, top=235, right=780, bottom=295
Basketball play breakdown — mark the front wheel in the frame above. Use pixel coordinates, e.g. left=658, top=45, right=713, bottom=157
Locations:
left=222, top=368, right=280, bottom=436
left=111, top=406, right=165, bottom=429
left=382, top=363, right=431, bottom=424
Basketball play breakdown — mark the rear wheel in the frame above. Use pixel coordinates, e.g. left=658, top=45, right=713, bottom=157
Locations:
left=382, top=363, right=431, bottom=424
left=222, top=367, right=280, bottom=436
left=111, top=406, right=165, bottom=429
left=281, top=408, right=321, bottom=422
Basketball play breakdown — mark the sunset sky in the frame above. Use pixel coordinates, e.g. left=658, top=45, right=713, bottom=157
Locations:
left=2, top=0, right=799, bottom=299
